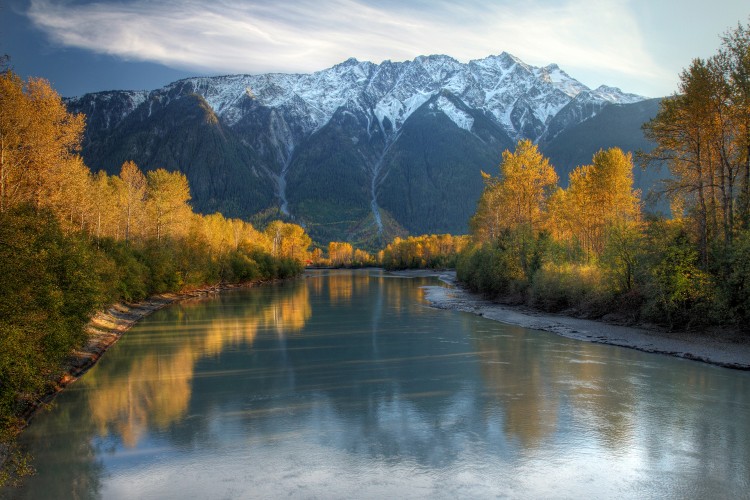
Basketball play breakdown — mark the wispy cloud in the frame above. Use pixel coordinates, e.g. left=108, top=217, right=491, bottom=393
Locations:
left=27, top=0, right=672, bottom=94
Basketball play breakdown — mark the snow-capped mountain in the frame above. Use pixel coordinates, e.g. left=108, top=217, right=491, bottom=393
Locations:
left=67, top=52, right=654, bottom=245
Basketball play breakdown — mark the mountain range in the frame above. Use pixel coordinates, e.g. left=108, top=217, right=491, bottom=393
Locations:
left=66, top=52, right=663, bottom=245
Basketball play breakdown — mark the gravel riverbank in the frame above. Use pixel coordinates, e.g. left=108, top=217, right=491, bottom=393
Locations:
left=393, top=270, right=750, bottom=370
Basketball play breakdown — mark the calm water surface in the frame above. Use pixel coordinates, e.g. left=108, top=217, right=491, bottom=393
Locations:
left=7, top=270, right=750, bottom=499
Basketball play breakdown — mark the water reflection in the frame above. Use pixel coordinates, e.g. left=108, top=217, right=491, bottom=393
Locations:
left=7, top=270, right=750, bottom=499
left=472, top=327, right=641, bottom=449
left=84, top=279, right=310, bottom=449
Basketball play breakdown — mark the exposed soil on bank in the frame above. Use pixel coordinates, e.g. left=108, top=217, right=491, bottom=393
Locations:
left=391, top=270, right=750, bottom=370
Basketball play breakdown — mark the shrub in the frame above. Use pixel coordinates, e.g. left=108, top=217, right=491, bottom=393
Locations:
left=641, top=222, right=715, bottom=329
left=457, top=241, right=525, bottom=297
left=530, top=263, right=611, bottom=314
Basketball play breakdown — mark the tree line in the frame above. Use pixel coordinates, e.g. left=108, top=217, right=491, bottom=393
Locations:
left=306, top=235, right=468, bottom=270
left=0, top=69, right=311, bottom=484
left=379, top=234, right=469, bottom=270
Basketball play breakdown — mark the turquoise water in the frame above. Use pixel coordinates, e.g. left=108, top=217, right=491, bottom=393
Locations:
left=7, top=269, right=750, bottom=498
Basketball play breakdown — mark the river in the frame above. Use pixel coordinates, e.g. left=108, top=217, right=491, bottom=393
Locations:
left=7, top=269, right=750, bottom=498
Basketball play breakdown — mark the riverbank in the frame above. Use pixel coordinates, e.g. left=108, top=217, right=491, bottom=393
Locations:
left=397, top=270, right=750, bottom=370
left=20, top=280, right=283, bottom=426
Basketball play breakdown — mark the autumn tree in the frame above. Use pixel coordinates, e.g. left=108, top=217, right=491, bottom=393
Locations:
left=470, top=139, right=558, bottom=242
left=197, top=212, right=233, bottom=258
left=720, top=22, right=750, bottom=227
left=146, top=168, right=191, bottom=243
left=381, top=234, right=468, bottom=270
left=117, top=161, right=147, bottom=243
left=643, top=21, right=750, bottom=253
left=643, top=59, right=727, bottom=260
left=232, top=218, right=269, bottom=253
left=328, top=241, right=354, bottom=267
left=353, top=248, right=375, bottom=266
left=89, top=170, right=116, bottom=240
left=555, top=148, right=641, bottom=258
left=0, top=71, right=85, bottom=214
left=265, top=221, right=311, bottom=263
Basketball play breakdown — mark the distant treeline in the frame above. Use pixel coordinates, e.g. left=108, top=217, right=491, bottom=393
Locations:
left=0, top=70, right=311, bottom=484
left=379, top=234, right=469, bottom=270
left=307, top=235, right=468, bottom=270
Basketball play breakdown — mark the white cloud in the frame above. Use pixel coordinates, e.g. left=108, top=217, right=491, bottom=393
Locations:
left=27, top=0, right=673, bottom=95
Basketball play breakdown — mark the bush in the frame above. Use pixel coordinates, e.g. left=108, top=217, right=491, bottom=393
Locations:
left=141, top=241, right=183, bottom=293
left=457, top=241, right=525, bottom=298
left=228, top=251, right=261, bottom=282
left=530, top=264, right=611, bottom=314
left=96, top=239, right=149, bottom=301
left=712, top=230, right=750, bottom=328
left=641, top=222, right=715, bottom=329
left=0, top=206, right=102, bottom=422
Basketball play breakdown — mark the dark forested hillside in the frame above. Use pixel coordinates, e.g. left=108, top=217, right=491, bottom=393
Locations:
left=540, top=98, right=666, bottom=209
left=378, top=93, right=514, bottom=235
left=76, top=93, right=275, bottom=217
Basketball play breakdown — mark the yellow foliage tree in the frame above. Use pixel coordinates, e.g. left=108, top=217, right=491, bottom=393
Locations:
left=117, top=161, right=147, bottom=243
left=328, top=241, right=354, bottom=267
left=0, top=72, right=86, bottom=215
left=470, top=139, right=558, bottom=241
left=265, top=220, right=311, bottom=263
left=553, top=148, right=641, bottom=258
left=146, top=168, right=192, bottom=243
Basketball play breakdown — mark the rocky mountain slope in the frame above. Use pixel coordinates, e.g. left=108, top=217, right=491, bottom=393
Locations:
left=67, top=53, right=656, bottom=245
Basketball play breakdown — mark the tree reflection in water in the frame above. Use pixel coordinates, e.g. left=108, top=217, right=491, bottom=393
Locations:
left=81, top=279, right=311, bottom=448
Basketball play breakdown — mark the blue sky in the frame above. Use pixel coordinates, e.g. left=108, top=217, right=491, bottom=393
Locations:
left=2, top=0, right=748, bottom=97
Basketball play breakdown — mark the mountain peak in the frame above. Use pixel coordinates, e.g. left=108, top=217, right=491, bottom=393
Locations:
left=470, top=51, right=524, bottom=68
left=337, top=57, right=360, bottom=67
left=499, top=51, right=523, bottom=64
left=592, top=84, right=647, bottom=103
left=415, top=54, right=458, bottom=63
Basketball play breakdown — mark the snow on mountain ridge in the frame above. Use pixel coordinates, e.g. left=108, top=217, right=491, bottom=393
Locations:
left=435, top=95, right=474, bottom=131
left=591, top=85, right=644, bottom=104
left=71, top=52, right=647, bottom=144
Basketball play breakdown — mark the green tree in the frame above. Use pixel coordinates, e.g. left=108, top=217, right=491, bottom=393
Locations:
left=642, top=220, right=714, bottom=329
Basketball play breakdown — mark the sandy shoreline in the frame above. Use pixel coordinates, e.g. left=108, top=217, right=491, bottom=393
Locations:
left=391, top=270, right=750, bottom=370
